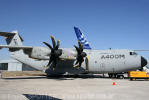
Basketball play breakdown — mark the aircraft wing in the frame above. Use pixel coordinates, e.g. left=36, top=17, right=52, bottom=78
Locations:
left=134, top=50, right=149, bottom=51
left=0, top=45, right=34, bottom=57
left=0, top=45, right=33, bottom=49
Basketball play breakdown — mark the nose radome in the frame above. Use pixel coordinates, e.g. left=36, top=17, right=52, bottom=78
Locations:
left=141, top=56, right=148, bottom=67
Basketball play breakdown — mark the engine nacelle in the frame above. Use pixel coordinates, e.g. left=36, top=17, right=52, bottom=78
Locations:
left=30, top=47, right=50, bottom=60
left=60, top=48, right=77, bottom=60
left=30, top=47, right=77, bottom=60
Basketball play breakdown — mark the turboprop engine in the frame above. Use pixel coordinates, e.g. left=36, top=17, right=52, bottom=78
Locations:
left=30, top=47, right=50, bottom=60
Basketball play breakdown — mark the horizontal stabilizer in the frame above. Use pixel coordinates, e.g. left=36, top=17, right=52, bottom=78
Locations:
left=0, top=30, right=24, bottom=47
left=0, top=32, right=15, bottom=37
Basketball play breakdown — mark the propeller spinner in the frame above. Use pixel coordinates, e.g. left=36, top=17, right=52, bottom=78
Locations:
left=43, top=36, right=62, bottom=70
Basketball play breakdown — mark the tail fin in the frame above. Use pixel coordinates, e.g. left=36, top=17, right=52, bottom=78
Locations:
left=0, top=30, right=23, bottom=46
left=74, top=27, right=91, bottom=49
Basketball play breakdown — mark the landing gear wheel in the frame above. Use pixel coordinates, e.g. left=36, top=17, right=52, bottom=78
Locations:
left=119, top=75, right=124, bottom=79
left=108, top=74, right=112, bottom=78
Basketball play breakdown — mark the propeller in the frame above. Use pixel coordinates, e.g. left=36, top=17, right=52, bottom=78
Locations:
left=74, top=40, right=87, bottom=69
left=43, top=36, right=62, bottom=70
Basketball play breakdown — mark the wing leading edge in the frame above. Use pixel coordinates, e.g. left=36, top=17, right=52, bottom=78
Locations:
left=0, top=45, right=33, bottom=49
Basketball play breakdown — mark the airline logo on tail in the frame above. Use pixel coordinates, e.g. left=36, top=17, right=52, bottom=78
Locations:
left=74, top=27, right=91, bottom=49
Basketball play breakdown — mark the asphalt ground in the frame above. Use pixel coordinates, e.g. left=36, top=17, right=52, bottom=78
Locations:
left=0, top=75, right=149, bottom=100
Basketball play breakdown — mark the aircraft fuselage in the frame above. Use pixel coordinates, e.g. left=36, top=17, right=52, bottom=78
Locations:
left=45, top=49, right=145, bottom=75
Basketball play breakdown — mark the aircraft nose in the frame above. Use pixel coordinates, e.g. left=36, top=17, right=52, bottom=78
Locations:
left=141, top=56, right=148, bottom=67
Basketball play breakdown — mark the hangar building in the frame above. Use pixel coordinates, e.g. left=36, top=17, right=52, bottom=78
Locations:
left=0, top=59, right=37, bottom=71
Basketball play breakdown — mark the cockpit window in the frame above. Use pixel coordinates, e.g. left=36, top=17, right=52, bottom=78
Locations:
left=130, top=52, right=137, bottom=55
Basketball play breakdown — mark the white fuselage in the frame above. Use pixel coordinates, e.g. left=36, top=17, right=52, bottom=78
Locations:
left=11, top=49, right=142, bottom=75
left=44, top=49, right=142, bottom=75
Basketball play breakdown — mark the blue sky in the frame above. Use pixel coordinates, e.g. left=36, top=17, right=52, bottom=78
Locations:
left=0, top=0, right=149, bottom=60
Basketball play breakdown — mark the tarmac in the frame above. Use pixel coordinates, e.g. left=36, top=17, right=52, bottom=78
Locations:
left=0, top=75, right=149, bottom=100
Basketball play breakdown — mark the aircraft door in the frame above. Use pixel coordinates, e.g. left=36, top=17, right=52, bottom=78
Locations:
left=85, top=57, right=89, bottom=72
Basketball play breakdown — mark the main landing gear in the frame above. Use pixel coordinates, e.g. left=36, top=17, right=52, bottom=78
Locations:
left=108, top=73, right=124, bottom=79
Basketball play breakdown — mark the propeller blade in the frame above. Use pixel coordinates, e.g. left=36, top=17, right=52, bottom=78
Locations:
left=78, top=40, right=83, bottom=52
left=75, top=60, right=79, bottom=65
left=50, top=36, right=56, bottom=49
left=78, top=61, right=83, bottom=68
left=55, top=40, right=60, bottom=50
left=47, top=54, right=55, bottom=66
left=47, top=58, right=53, bottom=66
left=52, top=59, right=57, bottom=70
left=43, top=42, right=53, bottom=50
left=74, top=45, right=81, bottom=54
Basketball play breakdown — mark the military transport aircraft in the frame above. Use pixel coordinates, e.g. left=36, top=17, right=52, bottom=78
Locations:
left=0, top=28, right=148, bottom=76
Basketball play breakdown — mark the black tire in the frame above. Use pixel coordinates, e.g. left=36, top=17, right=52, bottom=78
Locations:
left=114, top=74, right=117, bottom=78
left=119, top=75, right=124, bottom=79
left=108, top=74, right=112, bottom=78
left=130, top=78, right=133, bottom=81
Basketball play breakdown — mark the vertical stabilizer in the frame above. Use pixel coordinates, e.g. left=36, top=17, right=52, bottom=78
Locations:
left=74, top=27, right=91, bottom=49
left=5, top=30, right=23, bottom=46
left=0, top=30, right=24, bottom=51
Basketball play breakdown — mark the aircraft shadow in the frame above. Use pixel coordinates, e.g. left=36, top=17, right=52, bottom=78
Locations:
left=2, top=74, right=127, bottom=80
left=47, top=74, right=128, bottom=80
left=47, top=74, right=104, bottom=79
left=23, top=94, right=62, bottom=100
left=2, top=76, right=75, bottom=80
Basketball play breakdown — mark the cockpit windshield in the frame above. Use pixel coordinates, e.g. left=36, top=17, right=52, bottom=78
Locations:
left=130, top=52, right=138, bottom=55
